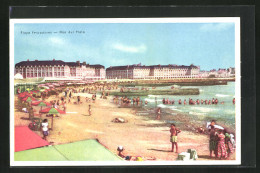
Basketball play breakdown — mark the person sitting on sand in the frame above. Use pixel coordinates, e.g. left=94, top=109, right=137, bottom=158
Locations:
left=170, top=124, right=181, bottom=153
left=197, top=126, right=205, bottom=134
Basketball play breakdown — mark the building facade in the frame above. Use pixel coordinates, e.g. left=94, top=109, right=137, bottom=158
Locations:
left=15, top=59, right=105, bottom=81
left=198, top=67, right=235, bottom=78
left=106, top=64, right=200, bottom=79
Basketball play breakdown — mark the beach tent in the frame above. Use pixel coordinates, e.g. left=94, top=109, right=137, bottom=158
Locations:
left=15, top=126, right=49, bottom=152
left=14, top=73, right=23, bottom=79
left=14, top=139, right=122, bottom=161
left=40, top=107, right=65, bottom=114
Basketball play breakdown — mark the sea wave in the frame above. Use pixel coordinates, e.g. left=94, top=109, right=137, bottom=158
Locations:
left=188, top=111, right=206, bottom=116
left=157, top=104, right=168, bottom=108
left=144, top=98, right=156, bottom=103
left=190, top=106, right=217, bottom=113
left=215, top=94, right=230, bottom=97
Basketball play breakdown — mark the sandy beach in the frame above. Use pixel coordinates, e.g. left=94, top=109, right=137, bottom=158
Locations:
left=14, top=91, right=235, bottom=161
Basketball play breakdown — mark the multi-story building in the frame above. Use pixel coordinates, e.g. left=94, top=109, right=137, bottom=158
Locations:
left=106, top=63, right=200, bottom=79
left=198, top=67, right=235, bottom=78
left=15, top=59, right=105, bottom=81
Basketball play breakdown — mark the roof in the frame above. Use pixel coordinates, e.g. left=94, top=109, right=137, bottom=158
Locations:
left=15, top=126, right=49, bottom=152
left=15, top=60, right=66, bottom=67
left=15, top=60, right=104, bottom=68
left=14, top=139, right=122, bottom=161
left=106, top=64, right=199, bottom=71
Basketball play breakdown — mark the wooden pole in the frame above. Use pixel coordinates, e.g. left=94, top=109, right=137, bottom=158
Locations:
left=51, top=115, right=54, bottom=130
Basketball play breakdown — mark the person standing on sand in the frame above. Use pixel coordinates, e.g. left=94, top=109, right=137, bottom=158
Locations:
left=88, top=105, right=92, bottom=116
left=41, top=119, right=49, bottom=140
left=215, top=129, right=228, bottom=159
left=170, top=124, right=181, bottom=153
left=63, top=101, right=67, bottom=113
left=209, top=126, right=217, bottom=158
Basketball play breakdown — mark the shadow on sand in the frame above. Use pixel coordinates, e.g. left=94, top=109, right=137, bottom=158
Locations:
left=20, top=117, right=30, bottom=120
left=197, top=155, right=215, bottom=160
left=148, top=148, right=172, bottom=153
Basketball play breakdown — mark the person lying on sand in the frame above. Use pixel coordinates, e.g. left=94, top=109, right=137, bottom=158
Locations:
left=117, top=146, right=155, bottom=161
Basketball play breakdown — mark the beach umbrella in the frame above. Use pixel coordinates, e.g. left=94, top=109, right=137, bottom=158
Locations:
left=32, top=90, right=39, bottom=93
left=18, top=92, right=32, bottom=99
left=40, top=107, right=65, bottom=114
left=40, top=107, right=65, bottom=130
left=32, top=101, right=52, bottom=118
left=32, top=101, right=51, bottom=107
left=21, top=96, right=37, bottom=102
left=31, top=101, right=52, bottom=110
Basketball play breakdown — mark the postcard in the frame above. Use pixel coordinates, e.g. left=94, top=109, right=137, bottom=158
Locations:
left=10, top=17, right=241, bottom=166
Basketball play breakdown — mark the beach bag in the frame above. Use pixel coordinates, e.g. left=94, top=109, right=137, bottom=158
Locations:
left=187, top=149, right=198, bottom=160
left=177, top=152, right=190, bottom=161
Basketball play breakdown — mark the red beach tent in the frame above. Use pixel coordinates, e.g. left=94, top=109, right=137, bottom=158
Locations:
left=15, top=126, right=49, bottom=152
left=39, top=107, right=65, bottom=114
left=21, top=96, right=37, bottom=102
left=31, top=101, right=52, bottom=107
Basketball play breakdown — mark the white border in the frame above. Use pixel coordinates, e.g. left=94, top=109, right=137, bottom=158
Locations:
left=10, top=17, right=241, bottom=166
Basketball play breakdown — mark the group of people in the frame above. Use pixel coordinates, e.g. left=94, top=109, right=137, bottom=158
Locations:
left=162, top=97, right=236, bottom=105
left=208, top=120, right=235, bottom=159
left=112, top=96, right=150, bottom=107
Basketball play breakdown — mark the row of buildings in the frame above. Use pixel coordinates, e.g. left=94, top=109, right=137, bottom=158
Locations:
left=14, top=59, right=235, bottom=81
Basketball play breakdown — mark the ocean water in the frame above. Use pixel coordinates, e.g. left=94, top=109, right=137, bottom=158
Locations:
left=134, top=82, right=236, bottom=129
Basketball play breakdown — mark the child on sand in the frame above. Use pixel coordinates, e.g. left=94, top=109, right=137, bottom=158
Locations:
left=41, top=119, right=49, bottom=140
left=170, top=124, right=181, bottom=153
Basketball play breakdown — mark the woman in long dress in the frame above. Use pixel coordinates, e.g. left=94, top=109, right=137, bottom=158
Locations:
left=215, top=130, right=228, bottom=159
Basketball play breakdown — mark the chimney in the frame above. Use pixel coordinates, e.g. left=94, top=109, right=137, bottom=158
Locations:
left=35, top=59, right=38, bottom=61
left=53, top=59, right=55, bottom=61
left=27, top=59, right=29, bottom=61
left=83, top=61, right=86, bottom=65
left=76, top=61, right=80, bottom=66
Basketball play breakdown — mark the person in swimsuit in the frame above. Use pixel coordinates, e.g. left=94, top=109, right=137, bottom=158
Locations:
left=170, top=124, right=181, bottom=153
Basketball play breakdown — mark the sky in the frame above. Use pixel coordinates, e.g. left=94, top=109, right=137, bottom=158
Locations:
left=14, top=22, right=235, bottom=71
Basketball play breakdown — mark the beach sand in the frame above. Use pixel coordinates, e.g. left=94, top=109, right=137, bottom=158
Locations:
left=14, top=92, right=236, bottom=161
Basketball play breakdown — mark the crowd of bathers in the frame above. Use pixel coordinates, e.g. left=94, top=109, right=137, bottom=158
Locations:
left=162, top=98, right=235, bottom=105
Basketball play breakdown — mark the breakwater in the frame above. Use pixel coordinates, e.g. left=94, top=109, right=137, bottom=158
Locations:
left=117, top=78, right=234, bottom=87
